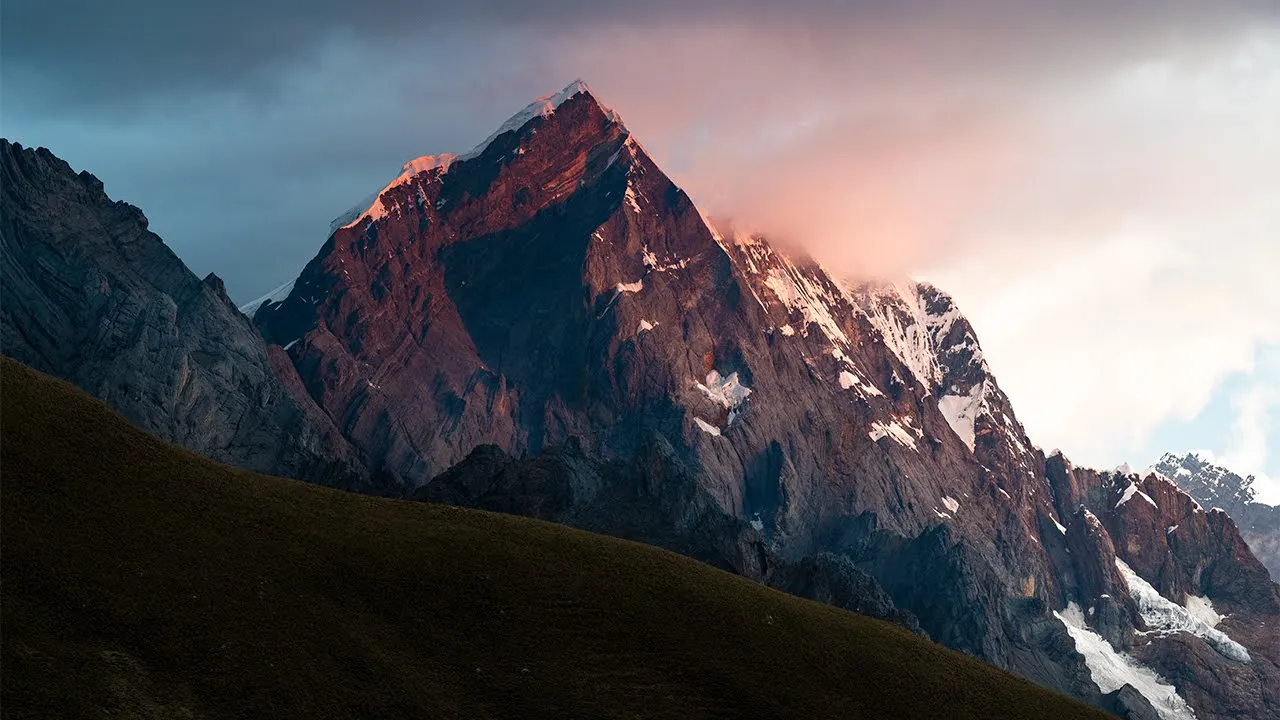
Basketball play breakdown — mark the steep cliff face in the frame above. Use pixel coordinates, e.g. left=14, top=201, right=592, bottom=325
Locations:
left=0, top=140, right=374, bottom=492
left=247, top=81, right=1279, bottom=718
left=1046, top=456, right=1280, bottom=719
left=1152, top=452, right=1280, bottom=582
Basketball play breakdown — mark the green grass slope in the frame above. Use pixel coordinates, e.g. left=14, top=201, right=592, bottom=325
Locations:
left=0, top=358, right=1111, bottom=719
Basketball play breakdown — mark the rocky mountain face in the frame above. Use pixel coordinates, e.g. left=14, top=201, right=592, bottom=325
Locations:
left=0, top=140, right=377, bottom=493
left=1152, top=452, right=1280, bottom=582
left=246, top=82, right=1279, bottom=719
left=1045, top=457, right=1279, bottom=718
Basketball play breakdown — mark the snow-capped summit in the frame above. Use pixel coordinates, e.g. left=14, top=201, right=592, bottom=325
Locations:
left=239, top=278, right=296, bottom=316
left=330, top=153, right=461, bottom=233
left=1152, top=451, right=1280, bottom=581
left=461, top=79, right=621, bottom=162
left=1153, top=451, right=1259, bottom=508
left=328, top=79, right=620, bottom=234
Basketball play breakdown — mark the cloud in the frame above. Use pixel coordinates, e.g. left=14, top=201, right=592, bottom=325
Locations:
left=1224, top=383, right=1273, bottom=494
left=914, top=30, right=1280, bottom=470
left=1220, top=353, right=1280, bottom=504
left=5, top=1, right=1274, bottom=110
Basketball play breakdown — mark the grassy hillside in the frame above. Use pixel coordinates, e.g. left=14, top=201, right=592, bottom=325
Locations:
left=0, top=358, right=1111, bottom=719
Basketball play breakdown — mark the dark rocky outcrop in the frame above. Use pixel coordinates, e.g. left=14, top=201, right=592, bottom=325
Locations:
left=414, top=438, right=925, bottom=635
left=0, top=140, right=375, bottom=493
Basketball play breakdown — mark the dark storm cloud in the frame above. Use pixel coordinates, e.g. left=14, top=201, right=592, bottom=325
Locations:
left=5, top=0, right=1274, bottom=109
left=0, top=30, right=538, bottom=298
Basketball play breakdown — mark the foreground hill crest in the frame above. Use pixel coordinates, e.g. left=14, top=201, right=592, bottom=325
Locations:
left=1, top=357, right=1114, bottom=720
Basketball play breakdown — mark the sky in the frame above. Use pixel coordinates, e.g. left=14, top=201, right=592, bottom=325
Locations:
left=4, top=1, right=1278, bottom=501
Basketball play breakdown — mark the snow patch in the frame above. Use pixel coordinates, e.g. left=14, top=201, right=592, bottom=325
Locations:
left=333, top=154, right=456, bottom=232
left=637, top=319, right=656, bottom=334
left=624, top=184, right=643, bottom=214
left=1083, top=509, right=1104, bottom=530
left=616, top=280, right=643, bottom=294
left=761, top=266, right=849, bottom=346
left=779, top=324, right=795, bottom=336
left=1184, top=595, right=1223, bottom=628
left=938, top=383, right=986, bottom=452
left=941, top=496, right=960, bottom=514
left=857, top=281, right=945, bottom=389
left=869, top=421, right=918, bottom=451
left=1116, top=482, right=1158, bottom=509
left=837, top=369, right=883, bottom=397
left=402, top=154, right=458, bottom=176
left=1055, top=602, right=1197, bottom=720
left=693, top=417, right=721, bottom=437
left=1115, top=559, right=1250, bottom=662
left=642, top=246, right=658, bottom=267
left=696, top=370, right=751, bottom=410
left=640, top=244, right=690, bottom=273
left=239, top=279, right=296, bottom=316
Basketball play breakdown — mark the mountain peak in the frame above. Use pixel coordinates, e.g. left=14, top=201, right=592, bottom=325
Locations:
left=1152, top=451, right=1261, bottom=505
left=460, top=78, right=620, bottom=162
left=330, top=79, right=622, bottom=233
